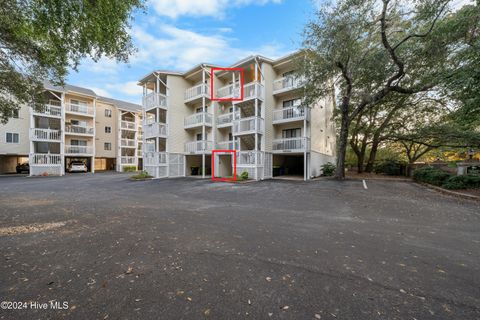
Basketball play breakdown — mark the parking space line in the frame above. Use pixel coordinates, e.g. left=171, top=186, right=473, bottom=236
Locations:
left=363, top=179, right=368, bottom=190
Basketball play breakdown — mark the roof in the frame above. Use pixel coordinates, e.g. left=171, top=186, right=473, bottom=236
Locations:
left=97, top=96, right=142, bottom=112
left=43, top=81, right=97, bottom=97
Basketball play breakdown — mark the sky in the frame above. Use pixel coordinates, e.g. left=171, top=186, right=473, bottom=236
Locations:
left=66, top=0, right=319, bottom=105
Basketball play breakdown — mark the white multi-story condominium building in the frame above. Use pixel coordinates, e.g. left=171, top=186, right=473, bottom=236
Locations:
left=0, top=82, right=143, bottom=175
left=138, top=51, right=336, bottom=181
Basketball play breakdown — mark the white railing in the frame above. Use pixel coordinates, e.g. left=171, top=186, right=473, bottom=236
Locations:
left=65, top=124, right=94, bottom=135
left=144, top=122, right=168, bottom=139
left=65, top=103, right=94, bottom=116
left=216, top=83, right=242, bottom=99
left=29, top=153, right=62, bottom=166
left=273, top=76, right=305, bottom=93
left=236, top=151, right=264, bottom=166
left=272, top=137, right=310, bottom=152
left=216, top=140, right=237, bottom=150
left=185, top=84, right=210, bottom=101
left=233, top=116, right=264, bottom=135
left=143, top=92, right=167, bottom=110
left=33, top=104, right=62, bottom=117
left=273, top=106, right=308, bottom=123
left=144, top=143, right=156, bottom=153
left=185, top=140, right=213, bottom=153
left=216, top=112, right=234, bottom=127
left=137, top=149, right=143, bottom=157
left=121, top=120, right=136, bottom=130
left=65, top=145, right=93, bottom=154
left=144, top=152, right=167, bottom=166
left=184, top=112, right=213, bottom=128
left=120, top=156, right=136, bottom=164
left=241, top=82, right=264, bottom=101
left=29, top=128, right=62, bottom=141
left=121, top=138, right=136, bottom=147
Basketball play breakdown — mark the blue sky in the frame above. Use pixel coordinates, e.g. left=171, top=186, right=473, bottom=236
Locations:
left=66, top=0, right=319, bottom=105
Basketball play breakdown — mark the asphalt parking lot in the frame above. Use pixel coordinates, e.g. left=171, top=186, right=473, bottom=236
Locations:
left=0, top=173, right=479, bottom=319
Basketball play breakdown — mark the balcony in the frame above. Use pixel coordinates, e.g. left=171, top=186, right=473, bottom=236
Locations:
left=65, top=145, right=93, bottom=155
left=273, top=76, right=305, bottom=95
left=144, top=152, right=167, bottom=166
left=216, top=112, right=234, bottom=128
left=273, top=106, right=309, bottom=124
left=65, top=124, right=94, bottom=136
left=236, top=151, right=263, bottom=166
left=185, top=140, right=213, bottom=154
left=32, top=103, right=62, bottom=118
left=233, top=116, right=264, bottom=135
left=29, top=128, right=62, bottom=142
left=185, top=84, right=210, bottom=103
left=216, top=140, right=237, bottom=150
left=121, top=138, right=136, bottom=148
left=29, top=153, right=62, bottom=166
left=143, top=92, right=167, bottom=111
left=120, top=156, right=136, bottom=165
left=144, top=122, right=168, bottom=139
left=272, top=137, right=310, bottom=153
left=121, top=120, right=136, bottom=130
left=65, top=103, right=94, bottom=116
left=216, top=84, right=241, bottom=100
left=233, top=82, right=264, bottom=105
left=184, top=112, right=213, bottom=129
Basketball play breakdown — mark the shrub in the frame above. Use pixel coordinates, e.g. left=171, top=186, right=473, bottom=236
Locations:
left=443, top=175, right=480, bottom=190
left=123, top=165, right=137, bottom=172
left=413, top=166, right=451, bottom=186
left=374, top=159, right=405, bottom=176
left=240, top=171, right=249, bottom=180
left=321, top=162, right=336, bottom=176
left=131, top=171, right=153, bottom=180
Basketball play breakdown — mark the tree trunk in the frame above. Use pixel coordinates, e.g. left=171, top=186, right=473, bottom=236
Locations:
left=357, top=153, right=365, bottom=173
left=365, top=142, right=379, bottom=173
left=335, top=110, right=349, bottom=180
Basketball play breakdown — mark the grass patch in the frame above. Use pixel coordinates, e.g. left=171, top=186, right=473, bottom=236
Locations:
left=131, top=171, right=153, bottom=180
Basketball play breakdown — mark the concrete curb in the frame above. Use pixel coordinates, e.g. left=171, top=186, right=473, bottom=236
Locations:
left=416, top=182, right=480, bottom=201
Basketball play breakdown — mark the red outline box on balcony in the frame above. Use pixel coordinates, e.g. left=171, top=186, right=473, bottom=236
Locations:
left=210, top=67, right=244, bottom=102
left=211, top=150, right=237, bottom=182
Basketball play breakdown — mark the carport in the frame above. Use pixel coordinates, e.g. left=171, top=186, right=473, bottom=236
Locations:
left=0, top=155, right=28, bottom=174
left=272, top=154, right=304, bottom=178
left=65, top=157, right=93, bottom=173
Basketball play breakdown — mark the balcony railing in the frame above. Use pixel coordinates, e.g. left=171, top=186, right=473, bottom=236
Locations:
left=233, top=116, right=264, bottom=135
left=241, top=82, right=264, bottom=102
left=29, top=128, right=62, bottom=141
left=185, top=84, right=210, bottom=102
left=144, top=152, right=167, bottom=166
left=144, top=122, right=168, bottom=139
left=65, top=103, right=94, bottom=116
left=120, top=156, right=136, bottom=164
left=216, top=140, right=237, bottom=150
left=32, top=104, right=62, bottom=117
left=185, top=140, right=213, bottom=154
left=236, top=151, right=263, bottom=166
left=273, top=137, right=310, bottom=153
left=29, top=153, right=62, bottom=166
left=216, top=112, right=234, bottom=127
left=273, top=76, right=305, bottom=94
left=65, top=145, right=93, bottom=154
left=121, top=120, right=136, bottom=130
left=273, top=106, right=309, bottom=123
left=184, top=112, right=213, bottom=128
left=121, top=138, right=136, bottom=148
left=143, top=92, right=167, bottom=110
left=216, top=84, right=241, bottom=99
left=65, top=124, right=94, bottom=135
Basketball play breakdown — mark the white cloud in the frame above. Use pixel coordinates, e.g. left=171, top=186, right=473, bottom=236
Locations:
left=88, top=86, right=111, bottom=97
left=131, top=24, right=289, bottom=70
left=149, top=0, right=283, bottom=18
left=106, top=81, right=143, bottom=96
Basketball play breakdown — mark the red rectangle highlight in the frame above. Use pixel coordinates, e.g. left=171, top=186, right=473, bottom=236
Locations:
left=211, top=150, right=237, bottom=182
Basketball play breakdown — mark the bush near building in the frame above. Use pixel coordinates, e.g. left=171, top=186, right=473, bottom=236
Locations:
left=413, top=166, right=480, bottom=190
left=123, top=166, right=137, bottom=172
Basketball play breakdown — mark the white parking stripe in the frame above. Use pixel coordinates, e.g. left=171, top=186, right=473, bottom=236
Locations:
left=363, top=179, right=368, bottom=190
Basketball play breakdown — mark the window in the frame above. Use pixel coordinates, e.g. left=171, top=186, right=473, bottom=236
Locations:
left=6, top=132, right=19, bottom=143
left=196, top=133, right=207, bottom=141
left=282, top=128, right=301, bottom=138
left=70, top=119, right=87, bottom=127
left=70, top=99, right=87, bottom=106
left=105, top=126, right=111, bottom=133
left=105, top=109, right=112, bottom=117
left=196, top=106, right=208, bottom=113
left=71, top=139, right=87, bottom=146
left=104, top=142, right=112, bottom=151
left=12, top=109, right=19, bottom=118
left=283, top=98, right=301, bottom=108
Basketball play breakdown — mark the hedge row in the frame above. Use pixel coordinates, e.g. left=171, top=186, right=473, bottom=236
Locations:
left=413, top=166, right=480, bottom=190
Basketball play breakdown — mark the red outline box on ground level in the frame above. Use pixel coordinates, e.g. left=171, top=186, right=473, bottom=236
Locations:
left=211, top=150, right=237, bottom=182
left=210, top=67, right=244, bottom=102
